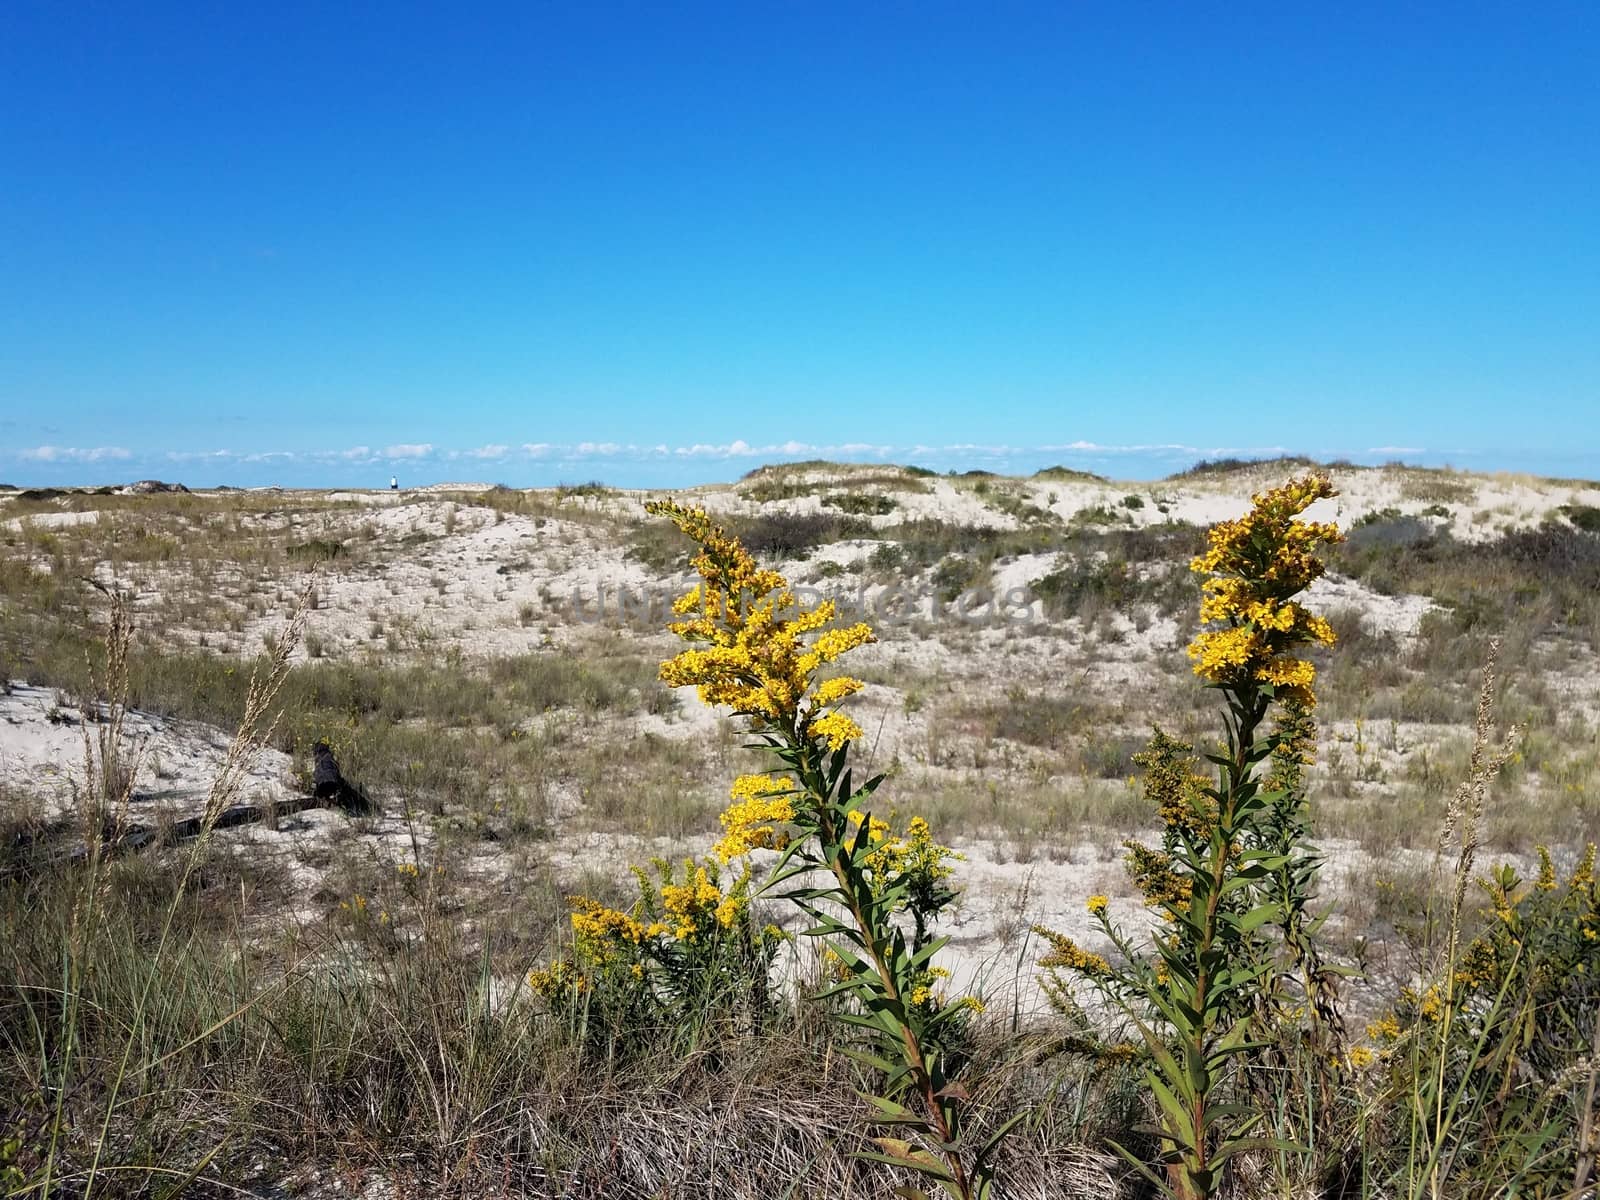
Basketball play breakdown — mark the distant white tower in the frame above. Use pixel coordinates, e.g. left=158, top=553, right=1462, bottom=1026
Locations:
left=390, top=475, right=398, bottom=491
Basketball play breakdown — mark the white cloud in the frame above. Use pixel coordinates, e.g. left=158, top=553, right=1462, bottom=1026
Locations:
left=673, top=440, right=826, bottom=459
left=164, top=449, right=236, bottom=462
left=19, top=445, right=132, bottom=463
left=47, top=437, right=1383, bottom=476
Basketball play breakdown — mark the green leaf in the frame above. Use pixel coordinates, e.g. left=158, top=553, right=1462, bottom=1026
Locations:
left=1147, top=1074, right=1198, bottom=1151
left=1224, top=905, right=1282, bottom=934
left=1211, top=1136, right=1307, bottom=1166
left=860, top=1093, right=915, bottom=1119
left=839, top=1047, right=899, bottom=1076
left=859, top=1142, right=958, bottom=1183
left=975, top=1107, right=1029, bottom=1165
left=1105, top=1139, right=1175, bottom=1197
left=905, top=935, right=951, bottom=972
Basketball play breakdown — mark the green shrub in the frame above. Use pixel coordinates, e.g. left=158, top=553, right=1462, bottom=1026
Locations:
left=1562, top=503, right=1600, bottom=533
left=730, top=511, right=871, bottom=559
left=821, top=492, right=897, bottom=516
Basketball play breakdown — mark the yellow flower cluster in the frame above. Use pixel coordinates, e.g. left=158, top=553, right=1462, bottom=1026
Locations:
left=1416, top=985, right=1444, bottom=1022
left=1451, top=843, right=1600, bottom=996
left=1366, top=1013, right=1401, bottom=1042
left=907, top=964, right=952, bottom=1009
left=527, top=958, right=588, bottom=999
left=811, top=710, right=865, bottom=750
left=906, top=965, right=984, bottom=1015
left=1086, top=895, right=1109, bottom=917
left=646, top=500, right=873, bottom=744
left=713, top=774, right=797, bottom=861
left=1453, top=937, right=1501, bottom=993
left=1124, top=841, right=1194, bottom=915
left=1266, top=700, right=1319, bottom=792
left=660, top=864, right=741, bottom=940
left=557, top=858, right=750, bottom=980
left=1034, top=926, right=1112, bottom=976
left=1573, top=843, right=1596, bottom=891
left=848, top=808, right=893, bottom=843
left=1537, top=846, right=1558, bottom=892
left=1342, top=1046, right=1376, bottom=1070
left=1186, top=474, right=1343, bottom=706
left=858, top=814, right=963, bottom=892
left=570, top=896, right=646, bottom=950
left=1135, top=732, right=1216, bottom=843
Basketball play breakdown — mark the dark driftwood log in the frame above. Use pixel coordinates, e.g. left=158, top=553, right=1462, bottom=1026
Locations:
left=2, top=791, right=352, bottom=883
left=5, top=746, right=378, bottom=884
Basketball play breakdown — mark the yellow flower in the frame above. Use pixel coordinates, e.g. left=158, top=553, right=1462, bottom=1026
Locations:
left=1344, top=1046, right=1375, bottom=1070
left=1572, top=843, right=1596, bottom=891
left=528, top=959, right=588, bottom=998
left=569, top=897, right=645, bottom=948
left=1366, top=1013, right=1401, bottom=1042
left=809, top=710, right=863, bottom=750
left=1124, top=841, right=1193, bottom=914
left=847, top=809, right=892, bottom=843
left=1185, top=473, right=1342, bottom=706
left=646, top=500, right=874, bottom=742
left=1102, top=1041, right=1139, bottom=1063
left=1034, top=926, right=1111, bottom=976
left=1536, top=846, right=1558, bottom=891
left=660, top=866, right=720, bottom=916
left=855, top=812, right=963, bottom=896
left=713, top=775, right=796, bottom=861
left=1417, top=985, right=1445, bottom=1022
left=813, top=675, right=865, bottom=706
left=1086, top=895, right=1109, bottom=917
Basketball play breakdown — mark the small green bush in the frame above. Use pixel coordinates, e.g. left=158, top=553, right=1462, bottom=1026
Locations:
left=1562, top=503, right=1600, bottom=533
left=821, top=492, right=897, bottom=516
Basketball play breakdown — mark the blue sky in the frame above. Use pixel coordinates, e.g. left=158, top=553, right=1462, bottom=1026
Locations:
left=2, top=2, right=1596, bottom=487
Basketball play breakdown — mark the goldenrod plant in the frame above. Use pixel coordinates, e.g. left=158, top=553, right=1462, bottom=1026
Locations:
left=529, top=855, right=782, bottom=1053
left=643, top=499, right=1003, bottom=1200
left=1037, top=474, right=1345, bottom=1200
left=1372, top=845, right=1600, bottom=1197
left=1354, top=645, right=1599, bottom=1197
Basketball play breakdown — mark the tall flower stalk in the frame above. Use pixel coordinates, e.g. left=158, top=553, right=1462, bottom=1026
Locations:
left=1037, top=474, right=1344, bottom=1200
left=646, top=500, right=1005, bottom=1200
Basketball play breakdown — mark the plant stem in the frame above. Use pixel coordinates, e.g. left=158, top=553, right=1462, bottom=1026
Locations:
left=1173, top=691, right=1267, bottom=1200
left=806, top=749, right=973, bottom=1200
